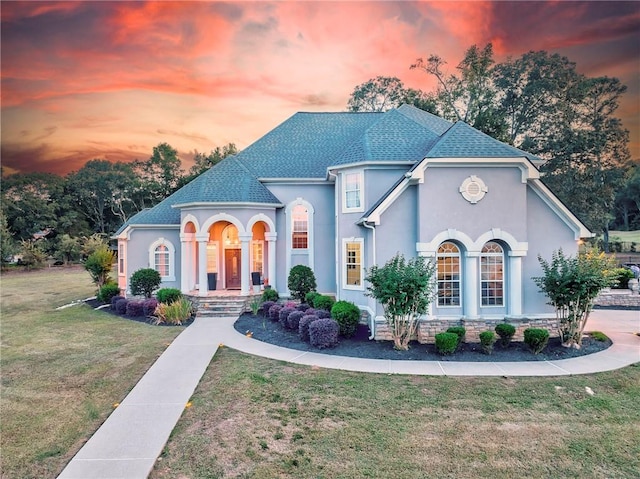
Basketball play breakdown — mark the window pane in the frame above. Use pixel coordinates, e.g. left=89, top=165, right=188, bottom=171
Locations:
left=345, top=241, right=361, bottom=286
left=155, top=245, right=169, bottom=277
left=481, top=242, right=504, bottom=306
left=345, top=173, right=361, bottom=209
left=437, top=242, right=460, bottom=306
left=207, top=243, right=218, bottom=273
left=292, top=205, right=308, bottom=249
left=252, top=242, right=263, bottom=274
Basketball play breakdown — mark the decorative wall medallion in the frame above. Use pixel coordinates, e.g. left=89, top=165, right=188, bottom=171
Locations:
left=459, top=175, right=488, bottom=204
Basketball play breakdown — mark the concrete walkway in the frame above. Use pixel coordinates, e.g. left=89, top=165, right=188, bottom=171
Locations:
left=58, top=309, right=639, bottom=479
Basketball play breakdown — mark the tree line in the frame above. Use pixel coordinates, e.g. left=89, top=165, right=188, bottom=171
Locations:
left=347, top=44, right=639, bottom=244
left=0, top=143, right=237, bottom=267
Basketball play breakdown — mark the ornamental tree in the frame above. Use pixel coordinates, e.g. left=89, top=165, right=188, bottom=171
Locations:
left=84, top=245, right=115, bottom=289
left=365, top=253, right=436, bottom=350
left=287, top=265, right=317, bottom=301
left=533, top=249, right=615, bottom=349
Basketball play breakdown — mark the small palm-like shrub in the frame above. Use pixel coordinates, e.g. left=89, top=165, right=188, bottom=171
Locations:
left=129, top=268, right=162, bottom=298
left=288, top=265, right=317, bottom=301
left=495, top=323, right=516, bottom=348
left=524, top=328, right=550, bottom=354
left=156, top=288, right=182, bottom=304
left=115, top=298, right=128, bottom=315
left=435, top=332, right=458, bottom=355
left=313, top=295, right=335, bottom=311
left=84, top=245, right=115, bottom=289
left=446, top=326, right=466, bottom=348
left=287, top=311, right=305, bottom=331
left=126, top=300, right=144, bottom=317
left=299, top=314, right=318, bottom=342
left=268, top=304, right=282, bottom=322
left=111, top=295, right=125, bottom=310
left=309, top=318, right=339, bottom=349
left=262, top=288, right=279, bottom=302
left=331, top=300, right=360, bottom=338
left=279, top=307, right=296, bottom=329
left=261, top=301, right=276, bottom=315
left=98, top=282, right=121, bottom=303
left=479, top=331, right=496, bottom=355
left=153, top=297, right=193, bottom=325
left=143, top=298, right=159, bottom=316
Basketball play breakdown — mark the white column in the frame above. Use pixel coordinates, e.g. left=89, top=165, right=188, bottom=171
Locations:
left=196, top=234, right=208, bottom=296
left=240, top=232, right=252, bottom=296
left=180, top=234, right=191, bottom=294
left=464, top=252, right=479, bottom=319
left=265, top=232, right=277, bottom=292
left=508, top=254, right=523, bottom=316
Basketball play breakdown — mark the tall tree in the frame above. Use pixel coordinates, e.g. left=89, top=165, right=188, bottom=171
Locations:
left=347, top=76, right=435, bottom=113
left=136, top=143, right=184, bottom=202
left=179, top=143, right=238, bottom=186
left=614, top=165, right=640, bottom=230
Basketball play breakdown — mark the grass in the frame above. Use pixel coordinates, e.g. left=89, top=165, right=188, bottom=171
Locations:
left=1, top=266, right=183, bottom=478
left=609, top=230, right=640, bottom=244
left=152, top=348, right=640, bottom=479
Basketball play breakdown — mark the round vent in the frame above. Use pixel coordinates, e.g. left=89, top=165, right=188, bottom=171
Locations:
left=459, top=176, right=488, bottom=204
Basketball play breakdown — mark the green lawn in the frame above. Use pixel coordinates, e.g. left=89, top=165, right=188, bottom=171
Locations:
left=152, top=348, right=640, bottom=479
left=0, top=267, right=183, bottom=478
left=609, top=230, right=640, bottom=243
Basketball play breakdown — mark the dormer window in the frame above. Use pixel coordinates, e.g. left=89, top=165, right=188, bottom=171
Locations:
left=343, top=171, right=364, bottom=213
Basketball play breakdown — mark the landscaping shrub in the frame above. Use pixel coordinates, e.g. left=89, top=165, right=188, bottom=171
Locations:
left=331, top=300, right=360, bottom=338
left=279, top=306, right=296, bottom=329
left=156, top=288, right=182, bottom=304
left=495, top=323, right=516, bottom=348
left=309, top=318, right=340, bottom=349
left=153, top=297, right=193, bottom=325
left=435, top=332, right=458, bottom=355
left=262, top=288, right=279, bottom=302
left=129, top=268, right=162, bottom=298
left=84, top=245, right=115, bottom=289
left=111, top=295, right=125, bottom=310
left=609, top=267, right=634, bottom=289
left=524, top=328, right=550, bottom=354
left=313, top=294, right=335, bottom=311
left=268, top=304, right=282, bottom=322
left=288, top=265, right=317, bottom=301
left=249, top=296, right=261, bottom=315
left=299, top=314, right=318, bottom=342
left=261, top=301, right=276, bottom=315
left=315, top=309, right=332, bottom=319
left=142, top=298, right=159, bottom=316
left=446, top=326, right=466, bottom=348
left=479, top=331, right=496, bottom=355
left=126, top=300, right=145, bottom=317
left=591, top=331, right=609, bottom=342
left=296, top=303, right=311, bottom=312
left=97, top=282, right=120, bottom=304
left=284, top=301, right=297, bottom=309
left=305, top=291, right=320, bottom=306
left=115, top=298, right=128, bottom=315
left=287, top=311, right=305, bottom=331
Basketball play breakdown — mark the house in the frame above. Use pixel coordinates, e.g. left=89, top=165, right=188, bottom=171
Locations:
left=114, top=105, right=591, bottom=340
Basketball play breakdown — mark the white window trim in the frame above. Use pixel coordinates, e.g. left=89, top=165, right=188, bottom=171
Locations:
left=285, top=199, right=315, bottom=291
left=251, top=240, right=264, bottom=275
left=342, top=237, right=364, bottom=291
left=148, top=237, right=176, bottom=282
left=436, top=242, right=462, bottom=308
left=479, top=242, right=505, bottom=308
left=118, top=241, right=126, bottom=277
left=342, top=171, right=364, bottom=213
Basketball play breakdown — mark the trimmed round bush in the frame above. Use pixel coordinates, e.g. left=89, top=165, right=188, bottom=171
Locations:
left=446, top=326, right=466, bottom=348
left=524, top=328, right=550, bottom=354
left=143, top=298, right=159, bottom=316
left=435, top=332, right=458, bottom=355
left=261, top=301, right=276, bottom=315
left=495, top=323, right=516, bottom=348
left=315, top=309, right=331, bottom=319
left=309, top=318, right=340, bottom=349
left=279, top=306, right=296, bottom=329
left=296, top=302, right=311, bottom=312
left=110, top=295, right=125, bottom=310
left=299, top=314, right=318, bottom=342
left=479, top=331, right=496, bottom=355
left=156, top=288, right=182, bottom=304
left=287, top=311, right=305, bottom=331
left=98, top=282, right=121, bottom=304
left=305, top=291, right=320, bottom=306
left=115, top=298, right=128, bottom=315
left=129, top=268, right=162, bottom=298
left=313, top=295, right=335, bottom=311
left=268, top=304, right=282, bottom=322
left=288, top=265, right=317, bottom=301
left=331, top=300, right=360, bottom=338
left=126, top=300, right=144, bottom=317
left=262, top=288, right=279, bottom=302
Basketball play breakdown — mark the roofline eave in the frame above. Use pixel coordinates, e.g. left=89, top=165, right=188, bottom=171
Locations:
left=172, top=201, right=284, bottom=209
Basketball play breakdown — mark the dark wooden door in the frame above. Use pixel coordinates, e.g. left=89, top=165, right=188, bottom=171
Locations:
left=225, top=249, right=241, bottom=289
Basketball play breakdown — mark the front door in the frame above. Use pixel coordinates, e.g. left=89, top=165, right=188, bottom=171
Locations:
left=225, top=249, right=241, bottom=289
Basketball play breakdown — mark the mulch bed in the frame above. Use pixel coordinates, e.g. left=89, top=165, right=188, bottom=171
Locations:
left=85, top=298, right=194, bottom=327
left=234, top=312, right=612, bottom=362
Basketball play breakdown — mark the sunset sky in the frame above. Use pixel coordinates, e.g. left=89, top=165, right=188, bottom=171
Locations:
left=2, top=1, right=639, bottom=177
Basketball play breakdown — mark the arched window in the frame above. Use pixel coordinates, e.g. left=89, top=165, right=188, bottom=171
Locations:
left=292, top=205, right=308, bottom=249
left=148, top=238, right=176, bottom=281
left=480, top=241, right=504, bottom=306
left=155, top=245, right=169, bottom=277
left=437, top=242, right=461, bottom=306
